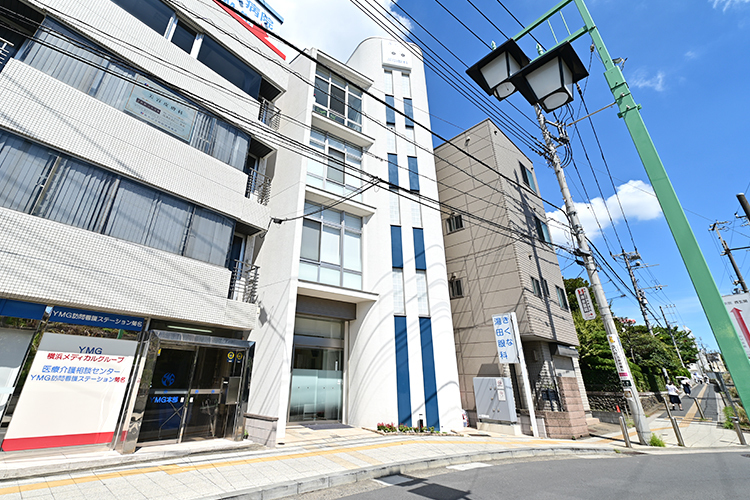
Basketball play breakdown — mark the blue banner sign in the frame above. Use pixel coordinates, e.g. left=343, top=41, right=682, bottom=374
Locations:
left=49, top=306, right=145, bottom=331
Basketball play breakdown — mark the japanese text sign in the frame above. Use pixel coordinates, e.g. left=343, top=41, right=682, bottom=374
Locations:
left=124, top=75, right=197, bottom=142
left=492, top=313, right=519, bottom=364
left=49, top=306, right=144, bottom=331
left=576, top=287, right=597, bottom=321
left=723, top=292, right=750, bottom=360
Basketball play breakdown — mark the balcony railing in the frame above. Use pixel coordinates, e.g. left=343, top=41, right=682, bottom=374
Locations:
left=0, top=38, right=14, bottom=70
left=258, top=97, right=280, bottom=130
left=246, top=169, right=271, bottom=205
left=228, top=260, right=259, bottom=304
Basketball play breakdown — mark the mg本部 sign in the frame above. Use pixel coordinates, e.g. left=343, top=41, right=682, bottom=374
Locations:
left=2, top=333, right=137, bottom=451
left=492, top=313, right=519, bottom=364
left=49, top=306, right=144, bottom=331
left=723, top=292, right=750, bottom=360
left=125, top=75, right=197, bottom=142
left=218, top=0, right=283, bottom=30
left=576, top=287, right=597, bottom=321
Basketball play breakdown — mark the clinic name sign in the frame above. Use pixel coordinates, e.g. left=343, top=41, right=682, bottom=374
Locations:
left=49, top=306, right=144, bottom=331
left=218, top=0, right=280, bottom=30
left=492, top=313, right=519, bottom=364
left=124, top=75, right=197, bottom=142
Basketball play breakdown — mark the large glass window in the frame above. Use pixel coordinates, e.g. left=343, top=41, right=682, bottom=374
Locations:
left=299, top=202, right=362, bottom=290
left=403, top=98, right=414, bottom=127
left=535, top=216, right=552, bottom=244
left=197, top=35, right=262, bottom=99
left=111, top=0, right=173, bottom=36
left=416, top=270, right=430, bottom=316
left=521, top=163, right=537, bottom=193
left=384, top=70, right=393, bottom=95
left=0, top=129, right=234, bottom=266
left=18, top=18, right=250, bottom=171
left=307, top=129, right=363, bottom=200
left=404, top=128, right=416, bottom=156
left=393, top=269, right=405, bottom=315
left=385, top=95, right=396, bottom=125
left=313, top=66, right=363, bottom=132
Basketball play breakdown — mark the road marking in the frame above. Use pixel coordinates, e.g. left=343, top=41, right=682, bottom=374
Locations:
left=446, top=462, right=491, bottom=471
left=679, top=384, right=709, bottom=428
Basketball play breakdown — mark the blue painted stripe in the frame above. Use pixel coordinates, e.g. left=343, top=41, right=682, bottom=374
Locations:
left=394, top=316, right=411, bottom=427
left=404, top=98, right=414, bottom=127
left=419, top=317, right=440, bottom=430
left=413, top=228, right=426, bottom=270
left=407, top=156, right=419, bottom=191
left=388, top=153, right=399, bottom=186
left=385, top=95, right=396, bottom=124
left=391, top=226, right=403, bottom=268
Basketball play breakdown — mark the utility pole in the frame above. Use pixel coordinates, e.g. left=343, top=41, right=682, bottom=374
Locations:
left=614, top=252, right=655, bottom=336
left=660, top=305, right=685, bottom=368
left=534, top=106, right=651, bottom=445
left=737, top=193, right=750, bottom=222
left=710, top=222, right=748, bottom=294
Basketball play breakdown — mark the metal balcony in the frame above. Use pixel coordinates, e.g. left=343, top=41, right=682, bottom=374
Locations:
left=228, top=260, right=259, bottom=304
left=258, top=98, right=280, bottom=130
left=246, top=169, right=271, bottom=206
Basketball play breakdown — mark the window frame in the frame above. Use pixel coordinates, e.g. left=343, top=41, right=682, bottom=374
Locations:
left=448, top=277, right=464, bottom=299
left=313, top=66, right=363, bottom=132
left=531, top=276, right=542, bottom=297
left=556, top=285, right=569, bottom=311
left=520, top=163, right=537, bottom=193
left=535, top=216, right=552, bottom=245
left=307, top=129, right=363, bottom=200
left=299, top=202, right=363, bottom=290
left=446, top=213, right=464, bottom=233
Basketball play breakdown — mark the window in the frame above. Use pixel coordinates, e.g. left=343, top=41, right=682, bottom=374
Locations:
left=448, top=278, right=464, bottom=299
left=111, top=0, right=173, bottom=36
left=416, top=270, right=430, bottom=316
left=19, top=18, right=250, bottom=171
left=556, top=286, right=569, bottom=311
left=168, top=19, right=199, bottom=54
left=407, top=156, right=419, bottom=192
left=402, top=73, right=411, bottom=98
left=387, top=153, right=399, bottom=186
left=389, top=190, right=401, bottom=225
left=520, top=163, right=537, bottom=193
left=403, top=98, right=414, bottom=127
left=197, top=35, right=262, bottom=99
left=384, top=70, right=393, bottom=95
left=535, top=216, right=552, bottom=244
left=446, top=214, right=463, bottom=233
left=410, top=198, right=422, bottom=227
left=307, top=129, right=363, bottom=199
left=299, top=202, right=363, bottom=289
left=387, top=126, right=397, bottom=153
left=541, top=279, right=550, bottom=298
left=393, top=269, right=405, bottom=314
left=404, top=128, right=416, bottom=156
left=385, top=95, right=396, bottom=124
left=531, top=277, right=542, bottom=297
left=0, top=129, right=234, bottom=266
left=313, top=66, right=363, bottom=132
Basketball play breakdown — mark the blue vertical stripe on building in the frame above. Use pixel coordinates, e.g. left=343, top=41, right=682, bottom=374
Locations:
left=419, top=317, right=440, bottom=430
left=407, top=156, right=419, bottom=191
left=388, top=153, right=399, bottom=186
left=394, top=315, right=412, bottom=427
left=385, top=95, right=396, bottom=124
left=404, top=98, right=414, bottom=127
left=413, top=228, right=426, bottom=270
left=391, top=226, right=403, bottom=268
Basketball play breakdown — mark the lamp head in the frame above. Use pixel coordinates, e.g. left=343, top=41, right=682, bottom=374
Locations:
left=466, top=39, right=530, bottom=100
left=509, top=42, right=589, bottom=113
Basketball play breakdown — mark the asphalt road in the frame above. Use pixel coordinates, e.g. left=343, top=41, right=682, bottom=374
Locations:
left=294, top=452, right=750, bottom=500
left=657, top=383, right=719, bottom=420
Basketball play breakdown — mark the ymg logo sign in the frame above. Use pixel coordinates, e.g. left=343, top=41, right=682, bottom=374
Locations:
left=78, top=346, right=103, bottom=355
left=161, top=372, right=176, bottom=387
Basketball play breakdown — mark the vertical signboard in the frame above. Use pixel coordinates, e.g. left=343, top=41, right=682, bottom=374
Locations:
left=492, top=313, right=519, bottom=363
left=722, top=292, right=750, bottom=360
left=576, top=287, right=597, bottom=320
left=2, top=333, right=137, bottom=451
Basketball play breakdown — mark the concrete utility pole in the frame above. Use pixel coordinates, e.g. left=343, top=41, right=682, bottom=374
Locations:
left=710, top=222, right=748, bottom=294
left=614, top=252, right=655, bottom=336
left=660, top=305, right=685, bottom=368
left=737, top=193, right=750, bottom=222
left=534, top=107, right=651, bottom=445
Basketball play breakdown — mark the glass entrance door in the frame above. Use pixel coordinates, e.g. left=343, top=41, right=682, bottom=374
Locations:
left=289, top=347, right=343, bottom=422
left=139, top=347, right=195, bottom=443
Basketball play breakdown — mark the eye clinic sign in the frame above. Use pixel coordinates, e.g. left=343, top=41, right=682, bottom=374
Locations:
left=2, top=333, right=137, bottom=451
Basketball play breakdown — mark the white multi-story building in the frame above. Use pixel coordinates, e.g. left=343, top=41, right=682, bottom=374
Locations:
left=0, top=0, right=285, bottom=453
left=247, top=37, right=463, bottom=444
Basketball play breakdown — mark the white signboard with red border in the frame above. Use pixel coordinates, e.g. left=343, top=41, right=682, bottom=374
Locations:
left=723, top=292, right=750, bottom=360
left=2, top=333, right=136, bottom=451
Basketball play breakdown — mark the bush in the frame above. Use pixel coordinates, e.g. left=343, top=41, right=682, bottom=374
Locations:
left=377, top=422, right=397, bottom=432
left=649, top=434, right=666, bottom=447
left=722, top=405, right=749, bottom=426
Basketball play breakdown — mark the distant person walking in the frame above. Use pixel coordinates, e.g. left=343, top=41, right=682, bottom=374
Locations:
left=666, top=381, right=683, bottom=411
left=682, top=379, right=692, bottom=397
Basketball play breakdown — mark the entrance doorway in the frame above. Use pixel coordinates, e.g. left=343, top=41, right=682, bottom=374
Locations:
left=134, top=333, right=251, bottom=446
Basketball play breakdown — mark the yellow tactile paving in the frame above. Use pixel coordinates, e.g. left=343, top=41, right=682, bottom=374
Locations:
left=679, top=384, right=708, bottom=428
left=344, top=450, right=383, bottom=466
left=323, top=453, right=361, bottom=470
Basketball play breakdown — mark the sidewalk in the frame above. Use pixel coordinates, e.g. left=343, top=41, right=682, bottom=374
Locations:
left=0, top=427, right=616, bottom=500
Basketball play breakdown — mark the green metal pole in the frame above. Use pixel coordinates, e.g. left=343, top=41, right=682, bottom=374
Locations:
left=569, top=0, right=750, bottom=412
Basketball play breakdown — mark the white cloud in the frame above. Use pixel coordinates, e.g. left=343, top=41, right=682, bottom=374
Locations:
left=711, top=0, right=750, bottom=12
left=684, top=50, right=698, bottom=60
left=630, top=69, right=666, bottom=92
left=545, top=180, right=662, bottom=248
left=272, top=0, right=412, bottom=61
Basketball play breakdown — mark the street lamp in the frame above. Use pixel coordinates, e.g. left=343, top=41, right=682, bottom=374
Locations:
left=509, top=42, right=588, bottom=113
left=465, top=38, right=529, bottom=100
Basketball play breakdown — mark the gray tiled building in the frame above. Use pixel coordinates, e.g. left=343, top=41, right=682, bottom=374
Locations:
left=435, top=119, right=590, bottom=438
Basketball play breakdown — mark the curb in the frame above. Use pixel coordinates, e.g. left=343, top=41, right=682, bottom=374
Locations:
left=211, top=445, right=615, bottom=500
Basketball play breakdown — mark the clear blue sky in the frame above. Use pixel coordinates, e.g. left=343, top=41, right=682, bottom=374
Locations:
left=275, top=0, right=750, bottom=351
